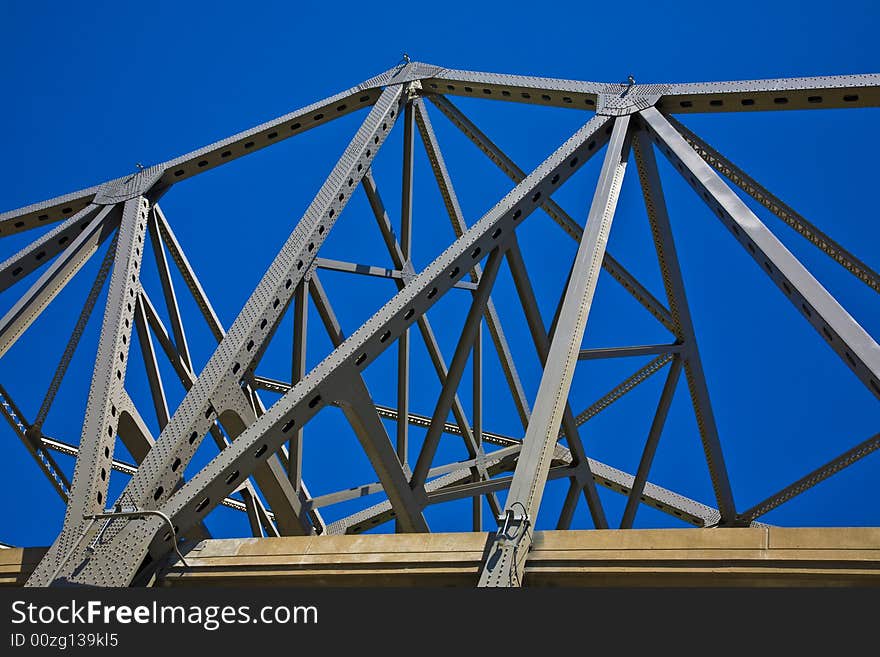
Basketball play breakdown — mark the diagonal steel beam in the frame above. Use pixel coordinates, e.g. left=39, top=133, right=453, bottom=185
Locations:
left=667, top=114, right=880, bottom=295
left=335, top=376, right=429, bottom=532
left=737, top=431, right=880, bottom=523
left=0, top=204, right=119, bottom=358
left=642, top=106, right=880, bottom=402
left=147, top=209, right=192, bottom=371
left=411, top=247, right=506, bottom=488
left=29, top=195, right=151, bottom=586
left=34, top=231, right=118, bottom=427
left=139, top=289, right=315, bottom=536
left=578, top=343, right=683, bottom=360
left=0, top=204, right=103, bottom=293
left=0, top=183, right=110, bottom=238
left=153, top=205, right=225, bottom=343
left=134, top=295, right=171, bottom=429
left=620, top=356, right=683, bottom=528
left=505, top=238, right=607, bottom=528
left=479, top=116, right=631, bottom=587
left=428, top=93, right=675, bottom=333
left=632, top=126, right=737, bottom=521
left=0, top=384, right=70, bottom=500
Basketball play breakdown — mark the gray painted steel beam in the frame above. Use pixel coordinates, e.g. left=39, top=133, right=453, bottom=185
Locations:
left=0, top=183, right=109, bottom=238
left=667, top=114, right=880, bottom=295
left=148, top=209, right=192, bottom=372
left=29, top=196, right=151, bottom=586
left=632, top=127, right=738, bottom=521
left=642, top=107, right=880, bottom=402
left=478, top=116, right=631, bottom=587
left=411, top=247, right=505, bottom=488
left=505, top=239, right=607, bottom=528
left=738, top=431, right=880, bottom=523
left=620, top=356, right=683, bottom=528
left=289, top=280, right=307, bottom=490
left=335, top=377, right=428, bottom=532
left=0, top=204, right=119, bottom=358
left=361, top=172, right=483, bottom=460
left=578, top=343, right=683, bottom=360
left=0, top=204, right=102, bottom=293
left=659, top=74, right=880, bottom=114
left=153, top=205, right=225, bottom=343
left=0, top=384, right=70, bottom=500
left=34, top=232, right=118, bottom=428
left=134, top=296, right=171, bottom=429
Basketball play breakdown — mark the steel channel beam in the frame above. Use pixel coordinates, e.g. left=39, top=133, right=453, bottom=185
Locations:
left=667, top=114, right=880, bottom=295
left=473, top=320, right=483, bottom=531
left=212, top=386, right=314, bottom=537
left=658, top=74, right=880, bottom=114
left=479, top=116, right=631, bottom=587
left=620, top=356, right=683, bottom=528
left=573, top=353, right=673, bottom=426
left=421, top=67, right=610, bottom=110
left=0, top=204, right=119, bottom=358
left=641, top=107, right=880, bottom=401
left=326, top=447, right=525, bottom=535
left=427, top=94, right=675, bottom=333
left=307, top=272, right=482, bottom=526
left=0, top=183, right=110, bottom=238
left=305, top=446, right=521, bottom=510
left=738, top=431, right=880, bottom=523
left=632, top=127, right=738, bottom=521
left=0, top=204, right=103, bottom=293
left=398, top=99, right=415, bottom=484
left=36, top=86, right=407, bottom=586
left=29, top=196, right=151, bottom=587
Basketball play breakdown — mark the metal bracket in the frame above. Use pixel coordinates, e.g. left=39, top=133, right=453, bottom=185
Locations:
left=596, top=85, right=668, bottom=116
left=93, top=165, right=164, bottom=205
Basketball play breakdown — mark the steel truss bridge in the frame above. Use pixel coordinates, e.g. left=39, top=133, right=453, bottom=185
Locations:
left=1, top=61, right=878, bottom=587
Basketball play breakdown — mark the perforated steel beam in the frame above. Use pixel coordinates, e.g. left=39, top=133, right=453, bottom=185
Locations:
left=29, top=195, right=151, bottom=586
left=0, top=204, right=119, bottom=358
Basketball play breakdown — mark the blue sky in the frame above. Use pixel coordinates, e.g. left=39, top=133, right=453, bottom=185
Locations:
left=0, top=0, right=878, bottom=547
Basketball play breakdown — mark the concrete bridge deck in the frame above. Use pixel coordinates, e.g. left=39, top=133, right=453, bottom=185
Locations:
left=3, top=527, right=878, bottom=587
